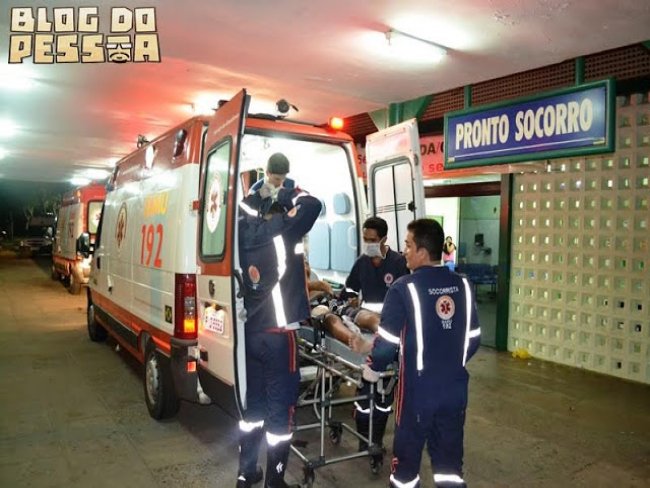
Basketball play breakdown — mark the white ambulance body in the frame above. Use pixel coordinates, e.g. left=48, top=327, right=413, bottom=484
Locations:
left=86, top=89, right=424, bottom=420
left=52, top=184, right=106, bottom=293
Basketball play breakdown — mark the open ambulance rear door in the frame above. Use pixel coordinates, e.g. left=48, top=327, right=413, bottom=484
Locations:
left=196, top=89, right=250, bottom=418
left=365, top=118, right=426, bottom=252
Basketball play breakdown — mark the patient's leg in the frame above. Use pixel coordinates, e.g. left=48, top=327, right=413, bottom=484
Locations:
left=355, top=310, right=379, bottom=333
left=321, top=313, right=355, bottom=345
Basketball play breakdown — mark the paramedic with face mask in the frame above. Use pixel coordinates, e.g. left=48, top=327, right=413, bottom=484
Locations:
left=248, top=152, right=295, bottom=196
left=236, top=186, right=321, bottom=488
left=344, top=216, right=409, bottom=471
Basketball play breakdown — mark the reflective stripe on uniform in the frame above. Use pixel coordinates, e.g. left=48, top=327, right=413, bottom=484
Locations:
left=354, top=401, right=370, bottom=414
left=239, top=419, right=264, bottom=432
left=271, top=283, right=287, bottom=327
left=389, top=473, right=420, bottom=488
left=376, top=404, right=392, bottom=413
left=461, top=277, right=473, bottom=366
left=377, top=326, right=400, bottom=345
left=433, top=473, right=465, bottom=484
left=407, top=283, right=424, bottom=371
left=272, top=235, right=288, bottom=327
left=266, top=431, right=293, bottom=446
left=291, top=192, right=309, bottom=205
left=361, top=301, right=383, bottom=313
left=274, top=236, right=286, bottom=278
left=239, top=202, right=258, bottom=216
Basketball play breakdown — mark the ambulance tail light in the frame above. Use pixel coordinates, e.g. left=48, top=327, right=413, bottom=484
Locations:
left=174, top=273, right=197, bottom=340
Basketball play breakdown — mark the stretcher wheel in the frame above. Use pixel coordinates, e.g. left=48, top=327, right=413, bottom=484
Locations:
left=302, top=466, right=315, bottom=487
left=328, top=425, right=342, bottom=445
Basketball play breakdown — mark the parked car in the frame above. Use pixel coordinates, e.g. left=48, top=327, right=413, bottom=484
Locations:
left=17, top=225, right=53, bottom=257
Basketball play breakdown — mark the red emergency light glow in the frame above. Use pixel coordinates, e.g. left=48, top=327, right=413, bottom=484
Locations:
left=328, top=117, right=344, bottom=131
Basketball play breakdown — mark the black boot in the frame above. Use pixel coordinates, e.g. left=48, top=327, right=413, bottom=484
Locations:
left=237, top=427, right=264, bottom=487
left=355, top=411, right=370, bottom=451
left=236, top=466, right=263, bottom=488
left=371, top=408, right=390, bottom=448
left=369, top=409, right=390, bottom=473
left=264, top=440, right=300, bottom=488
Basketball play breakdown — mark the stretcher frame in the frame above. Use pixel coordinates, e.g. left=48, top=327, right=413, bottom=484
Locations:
left=291, top=326, right=394, bottom=487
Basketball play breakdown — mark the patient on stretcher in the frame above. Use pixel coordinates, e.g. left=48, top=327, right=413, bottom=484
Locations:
left=308, top=296, right=377, bottom=355
left=305, top=260, right=376, bottom=354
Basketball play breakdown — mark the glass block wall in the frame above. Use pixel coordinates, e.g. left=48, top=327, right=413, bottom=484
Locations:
left=509, top=93, right=650, bottom=384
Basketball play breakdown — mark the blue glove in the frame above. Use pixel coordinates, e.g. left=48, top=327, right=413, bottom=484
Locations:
left=276, top=187, right=299, bottom=210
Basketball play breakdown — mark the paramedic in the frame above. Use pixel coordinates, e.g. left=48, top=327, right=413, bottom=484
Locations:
left=248, top=152, right=295, bottom=196
left=345, top=216, right=409, bottom=469
left=236, top=186, right=321, bottom=488
left=362, top=218, right=481, bottom=488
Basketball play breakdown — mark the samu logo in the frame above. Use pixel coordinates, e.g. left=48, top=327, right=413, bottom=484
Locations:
left=8, top=6, right=161, bottom=64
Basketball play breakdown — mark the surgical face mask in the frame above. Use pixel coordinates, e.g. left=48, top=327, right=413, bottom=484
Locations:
left=264, top=178, right=281, bottom=200
left=363, top=242, right=382, bottom=258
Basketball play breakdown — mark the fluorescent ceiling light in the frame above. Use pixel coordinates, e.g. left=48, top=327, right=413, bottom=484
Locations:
left=0, top=65, right=36, bottom=91
left=385, top=28, right=447, bottom=63
left=84, top=168, right=111, bottom=179
left=0, top=147, right=7, bottom=160
left=0, top=119, right=18, bottom=138
left=70, top=176, right=91, bottom=186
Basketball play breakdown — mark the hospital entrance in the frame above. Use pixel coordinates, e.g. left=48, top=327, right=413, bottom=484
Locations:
left=425, top=177, right=502, bottom=348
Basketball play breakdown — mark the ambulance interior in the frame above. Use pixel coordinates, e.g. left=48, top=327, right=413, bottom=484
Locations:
left=238, top=133, right=362, bottom=289
left=229, top=132, right=362, bottom=410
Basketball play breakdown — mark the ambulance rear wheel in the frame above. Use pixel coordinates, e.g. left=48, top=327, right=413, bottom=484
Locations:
left=87, top=302, right=107, bottom=342
left=144, top=341, right=180, bottom=420
left=68, top=273, right=81, bottom=295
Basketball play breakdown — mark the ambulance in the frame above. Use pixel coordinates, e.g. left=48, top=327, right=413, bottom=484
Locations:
left=52, top=183, right=106, bottom=294
left=84, top=89, right=424, bottom=420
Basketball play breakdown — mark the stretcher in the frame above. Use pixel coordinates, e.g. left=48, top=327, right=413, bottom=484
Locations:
left=292, top=322, right=395, bottom=487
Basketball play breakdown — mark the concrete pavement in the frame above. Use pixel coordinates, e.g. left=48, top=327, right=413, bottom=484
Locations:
left=1, top=253, right=649, bottom=487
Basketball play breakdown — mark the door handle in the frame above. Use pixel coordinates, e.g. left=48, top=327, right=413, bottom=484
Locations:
left=233, top=269, right=246, bottom=299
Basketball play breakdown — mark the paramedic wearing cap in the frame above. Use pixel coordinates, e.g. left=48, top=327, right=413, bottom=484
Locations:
left=249, top=152, right=295, bottom=195
left=345, top=216, right=408, bottom=467
left=363, top=218, right=481, bottom=488
left=236, top=185, right=321, bottom=488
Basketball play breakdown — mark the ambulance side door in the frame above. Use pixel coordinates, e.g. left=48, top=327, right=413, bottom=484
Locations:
left=196, top=89, right=249, bottom=417
left=365, top=118, right=425, bottom=252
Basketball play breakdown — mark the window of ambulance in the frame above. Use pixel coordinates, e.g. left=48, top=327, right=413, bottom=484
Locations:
left=200, top=140, right=231, bottom=259
left=87, top=201, right=103, bottom=235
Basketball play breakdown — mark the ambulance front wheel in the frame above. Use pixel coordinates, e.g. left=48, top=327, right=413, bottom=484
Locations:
left=144, top=340, right=180, bottom=420
left=87, top=302, right=107, bottom=342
